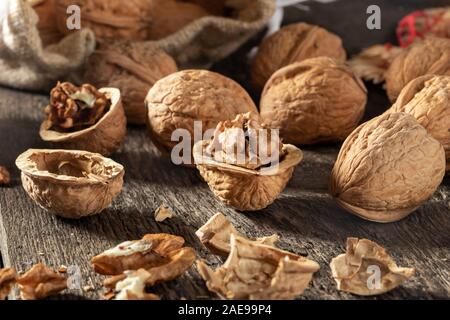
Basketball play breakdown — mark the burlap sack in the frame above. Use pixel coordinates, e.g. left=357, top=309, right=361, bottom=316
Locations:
left=0, top=0, right=96, bottom=91
left=0, top=0, right=275, bottom=91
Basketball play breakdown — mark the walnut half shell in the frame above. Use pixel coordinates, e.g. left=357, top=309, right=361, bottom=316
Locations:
left=40, top=87, right=126, bottom=156
left=193, top=141, right=303, bottom=211
left=16, top=149, right=124, bottom=219
left=330, top=112, right=446, bottom=222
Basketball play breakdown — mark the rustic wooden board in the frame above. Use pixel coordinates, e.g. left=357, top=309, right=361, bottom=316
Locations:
left=1, top=0, right=450, bottom=300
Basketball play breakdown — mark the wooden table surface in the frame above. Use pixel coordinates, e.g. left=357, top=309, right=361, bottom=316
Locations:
left=1, top=0, right=449, bottom=300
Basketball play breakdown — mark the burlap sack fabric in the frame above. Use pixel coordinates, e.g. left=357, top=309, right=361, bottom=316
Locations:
left=0, top=0, right=275, bottom=92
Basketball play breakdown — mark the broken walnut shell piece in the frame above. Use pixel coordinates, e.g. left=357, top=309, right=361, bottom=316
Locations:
left=196, top=212, right=279, bottom=257
left=330, top=112, right=446, bottom=223
left=330, top=238, right=415, bottom=296
left=92, top=233, right=185, bottom=276
left=386, top=74, right=450, bottom=171
left=40, top=86, right=126, bottom=156
left=0, top=268, right=17, bottom=300
left=17, top=264, right=67, bottom=300
left=16, top=149, right=124, bottom=219
left=154, top=203, right=174, bottom=222
left=193, top=140, right=303, bottom=211
left=104, top=246, right=196, bottom=292
left=197, top=234, right=320, bottom=300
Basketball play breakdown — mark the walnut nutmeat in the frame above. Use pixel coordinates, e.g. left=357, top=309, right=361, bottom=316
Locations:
left=17, top=264, right=67, bottom=300
left=0, top=166, right=11, bottom=186
left=0, top=268, right=17, bottom=300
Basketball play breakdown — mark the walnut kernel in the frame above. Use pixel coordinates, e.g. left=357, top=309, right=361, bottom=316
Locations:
left=17, top=264, right=67, bottom=300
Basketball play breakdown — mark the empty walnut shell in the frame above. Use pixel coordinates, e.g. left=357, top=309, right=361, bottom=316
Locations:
left=40, top=87, right=126, bottom=156
left=330, top=112, right=446, bottom=223
left=16, top=149, right=124, bottom=219
left=84, top=43, right=178, bottom=124
left=251, top=22, right=347, bottom=90
left=146, top=70, right=258, bottom=155
left=260, top=57, right=367, bottom=145
left=386, top=75, right=450, bottom=171
left=385, top=37, right=450, bottom=102
left=193, top=141, right=303, bottom=211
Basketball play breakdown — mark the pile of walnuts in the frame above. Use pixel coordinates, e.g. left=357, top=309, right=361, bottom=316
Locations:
left=5, top=3, right=449, bottom=301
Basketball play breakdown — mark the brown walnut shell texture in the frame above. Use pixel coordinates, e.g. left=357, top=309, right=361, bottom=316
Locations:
left=194, top=142, right=303, bottom=211
left=40, top=88, right=126, bottom=156
left=16, top=149, right=124, bottom=219
left=84, top=43, right=178, bottom=125
left=330, top=112, right=446, bottom=223
left=385, top=37, right=450, bottom=102
left=55, top=0, right=153, bottom=41
left=30, top=0, right=64, bottom=46
left=251, top=22, right=347, bottom=90
left=386, top=75, right=450, bottom=171
left=260, top=57, right=367, bottom=145
left=146, top=70, right=258, bottom=153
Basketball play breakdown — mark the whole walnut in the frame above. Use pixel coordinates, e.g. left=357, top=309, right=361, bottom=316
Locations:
left=260, top=57, right=367, bottom=145
left=330, top=112, right=446, bottom=223
left=385, top=37, right=450, bottom=102
left=179, top=0, right=225, bottom=16
left=251, top=22, right=347, bottom=90
left=386, top=75, right=450, bottom=171
left=55, top=0, right=153, bottom=42
left=84, top=43, right=178, bottom=124
left=147, top=0, right=210, bottom=40
left=145, top=70, right=258, bottom=155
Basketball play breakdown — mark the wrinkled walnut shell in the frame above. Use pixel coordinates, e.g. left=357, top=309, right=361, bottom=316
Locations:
left=385, top=37, right=450, bottom=102
left=251, top=22, right=347, bottom=90
left=260, top=57, right=367, bottom=145
left=193, top=141, right=303, bottom=211
left=40, top=87, right=126, bottom=156
left=146, top=70, right=258, bottom=154
left=330, top=112, right=446, bottom=222
left=386, top=75, right=450, bottom=171
left=16, top=149, right=124, bottom=219
left=84, top=43, right=178, bottom=125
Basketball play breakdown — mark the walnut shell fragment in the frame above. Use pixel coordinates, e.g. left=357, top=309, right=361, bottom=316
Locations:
left=260, top=57, right=367, bottom=145
left=385, top=37, right=450, bottom=102
left=330, top=238, right=415, bottom=296
left=386, top=75, right=450, bottom=171
left=17, top=264, right=67, bottom=300
left=16, top=149, right=124, bottom=219
left=40, top=85, right=126, bottom=156
left=197, top=235, right=320, bottom=300
left=154, top=203, right=174, bottom=222
left=0, top=166, right=11, bottom=186
left=92, top=233, right=186, bottom=275
left=194, top=142, right=302, bottom=211
left=145, top=70, right=258, bottom=155
left=330, top=112, right=446, bottom=222
left=196, top=212, right=279, bottom=257
left=84, top=43, right=178, bottom=124
left=348, top=44, right=403, bottom=84
left=251, top=22, right=347, bottom=90
left=0, top=268, right=17, bottom=300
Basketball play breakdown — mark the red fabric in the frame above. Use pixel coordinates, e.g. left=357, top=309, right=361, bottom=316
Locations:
left=396, top=9, right=447, bottom=47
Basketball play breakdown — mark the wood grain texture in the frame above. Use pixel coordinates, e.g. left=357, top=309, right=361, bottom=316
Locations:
left=1, top=0, right=450, bottom=300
